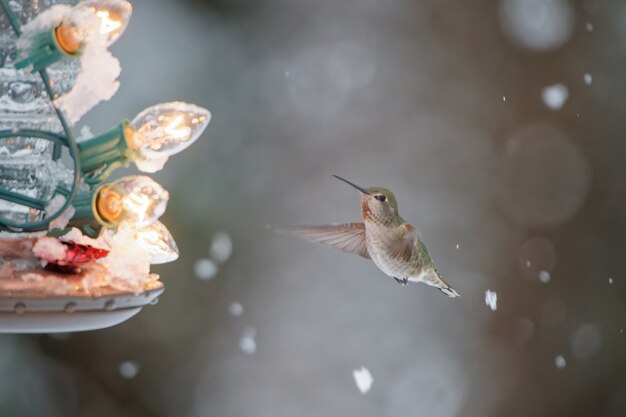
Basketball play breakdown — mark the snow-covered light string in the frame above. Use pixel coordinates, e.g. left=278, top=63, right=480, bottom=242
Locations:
left=0, top=1, right=210, bottom=236
left=0, top=0, right=82, bottom=232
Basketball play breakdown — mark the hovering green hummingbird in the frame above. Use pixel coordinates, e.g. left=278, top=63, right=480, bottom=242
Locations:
left=280, top=175, right=460, bottom=297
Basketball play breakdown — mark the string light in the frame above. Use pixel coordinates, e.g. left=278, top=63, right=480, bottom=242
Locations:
left=94, top=176, right=169, bottom=228
left=127, top=102, right=211, bottom=172
left=56, top=0, right=132, bottom=52
left=15, top=0, right=132, bottom=71
left=1, top=2, right=201, bottom=264
left=77, top=101, right=211, bottom=179
left=0, top=0, right=203, bottom=332
left=106, top=221, right=179, bottom=264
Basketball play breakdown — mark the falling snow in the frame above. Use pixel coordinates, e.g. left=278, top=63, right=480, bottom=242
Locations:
left=194, top=258, right=218, bottom=280
left=555, top=355, right=566, bottom=369
left=209, top=232, right=233, bottom=263
left=541, top=83, right=568, bottom=110
left=119, top=361, right=140, bottom=379
left=239, top=327, right=257, bottom=354
left=538, top=270, right=551, bottom=283
left=608, top=278, right=613, bottom=284
left=583, top=73, right=592, bottom=85
left=498, top=0, right=574, bottom=52
left=485, top=290, right=498, bottom=311
left=229, top=302, right=244, bottom=316
left=353, top=366, right=374, bottom=394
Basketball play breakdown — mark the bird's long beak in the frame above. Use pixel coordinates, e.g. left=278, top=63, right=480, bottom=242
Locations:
left=332, top=175, right=370, bottom=195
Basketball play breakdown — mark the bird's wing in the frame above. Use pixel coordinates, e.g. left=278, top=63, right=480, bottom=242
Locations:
left=388, top=223, right=421, bottom=263
left=276, top=223, right=370, bottom=259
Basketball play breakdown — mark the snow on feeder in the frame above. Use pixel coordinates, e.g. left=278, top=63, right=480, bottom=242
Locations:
left=0, top=0, right=209, bottom=332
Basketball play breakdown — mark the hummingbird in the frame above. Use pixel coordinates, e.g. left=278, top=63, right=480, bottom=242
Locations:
left=279, top=175, right=460, bottom=297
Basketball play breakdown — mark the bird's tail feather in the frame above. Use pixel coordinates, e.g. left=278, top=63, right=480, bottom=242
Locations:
left=437, top=285, right=460, bottom=298
left=413, top=268, right=460, bottom=298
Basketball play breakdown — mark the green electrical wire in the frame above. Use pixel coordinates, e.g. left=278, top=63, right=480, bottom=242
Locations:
left=0, top=0, right=77, bottom=161
left=0, top=0, right=84, bottom=232
left=0, top=130, right=81, bottom=232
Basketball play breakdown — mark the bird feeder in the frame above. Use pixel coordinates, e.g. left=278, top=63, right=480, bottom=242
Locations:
left=0, top=0, right=210, bottom=332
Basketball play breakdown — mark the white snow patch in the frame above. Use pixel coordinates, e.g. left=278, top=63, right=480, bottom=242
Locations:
left=55, top=44, right=121, bottom=124
left=485, top=290, right=498, bottom=311
left=46, top=194, right=75, bottom=231
left=134, top=153, right=168, bottom=173
left=20, top=272, right=45, bottom=282
left=33, top=237, right=68, bottom=262
left=353, top=366, right=374, bottom=394
left=209, top=232, right=233, bottom=263
left=194, top=258, right=218, bottom=280
left=555, top=355, right=566, bottom=369
left=102, top=226, right=152, bottom=293
left=59, top=227, right=110, bottom=250
left=542, top=83, right=568, bottom=110
left=17, top=5, right=122, bottom=124
left=77, top=125, right=94, bottom=142
left=239, top=327, right=257, bottom=354
left=229, top=302, right=244, bottom=316
left=45, top=276, right=72, bottom=295
left=119, top=361, right=140, bottom=379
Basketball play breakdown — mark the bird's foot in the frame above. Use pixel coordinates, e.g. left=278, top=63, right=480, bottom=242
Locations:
left=394, top=277, right=409, bottom=286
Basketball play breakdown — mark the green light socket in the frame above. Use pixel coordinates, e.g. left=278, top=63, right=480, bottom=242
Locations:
left=15, top=27, right=78, bottom=73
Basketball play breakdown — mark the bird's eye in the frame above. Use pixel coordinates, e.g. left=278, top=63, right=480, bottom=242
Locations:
left=376, top=195, right=387, bottom=202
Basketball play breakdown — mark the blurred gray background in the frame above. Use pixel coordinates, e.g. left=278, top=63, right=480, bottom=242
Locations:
left=2, top=0, right=626, bottom=416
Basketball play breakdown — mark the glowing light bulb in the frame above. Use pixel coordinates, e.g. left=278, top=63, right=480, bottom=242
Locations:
left=96, top=10, right=123, bottom=35
left=125, top=102, right=211, bottom=172
left=56, top=0, right=132, bottom=53
left=96, top=176, right=169, bottom=228
left=113, top=221, right=179, bottom=264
